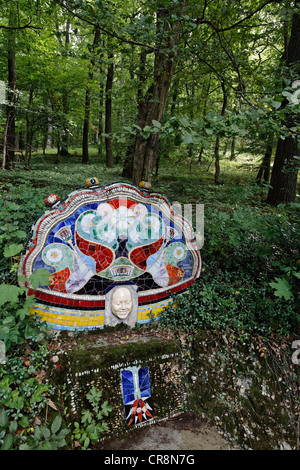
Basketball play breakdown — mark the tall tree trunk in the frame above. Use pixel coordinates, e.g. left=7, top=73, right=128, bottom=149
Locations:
left=46, top=117, right=53, bottom=149
left=214, top=79, right=227, bottom=185
left=98, top=44, right=105, bottom=160
left=198, top=146, right=204, bottom=164
left=132, top=4, right=183, bottom=186
left=3, top=5, right=17, bottom=169
left=61, top=19, right=70, bottom=157
left=105, top=52, right=114, bottom=168
left=25, top=88, right=34, bottom=165
left=82, top=27, right=100, bottom=164
left=256, top=135, right=273, bottom=185
left=198, top=73, right=212, bottom=165
left=230, top=136, right=236, bottom=161
left=122, top=50, right=148, bottom=178
left=97, top=77, right=104, bottom=158
left=82, top=87, right=91, bottom=164
left=56, top=139, right=61, bottom=165
left=96, top=45, right=105, bottom=157
left=266, top=13, right=300, bottom=205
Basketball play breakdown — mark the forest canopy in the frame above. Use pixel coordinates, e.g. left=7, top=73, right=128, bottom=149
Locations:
left=0, top=0, right=299, bottom=203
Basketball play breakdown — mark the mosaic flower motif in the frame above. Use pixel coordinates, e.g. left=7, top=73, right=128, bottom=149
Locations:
left=111, top=206, right=135, bottom=230
left=172, top=244, right=186, bottom=260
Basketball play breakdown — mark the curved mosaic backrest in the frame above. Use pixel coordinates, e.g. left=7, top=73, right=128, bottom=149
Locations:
left=19, top=181, right=201, bottom=331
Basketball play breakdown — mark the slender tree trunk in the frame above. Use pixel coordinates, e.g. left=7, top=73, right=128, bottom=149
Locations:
left=230, top=136, right=236, bottom=161
left=256, top=135, right=273, bottom=185
left=82, top=86, right=91, bottom=164
left=266, top=136, right=299, bottom=204
left=98, top=79, right=104, bottom=157
left=266, top=13, right=300, bottom=205
left=105, top=52, right=114, bottom=168
left=3, top=5, right=17, bottom=169
left=198, top=72, right=211, bottom=165
left=82, top=27, right=100, bottom=164
left=25, top=88, right=34, bottom=165
left=122, top=50, right=148, bottom=178
left=223, top=140, right=229, bottom=157
left=198, top=146, right=204, bottom=164
left=2, top=116, right=9, bottom=170
left=61, top=19, right=70, bottom=157
left=132, top=4, right=183, bottom=186
left=46, top=117, right=53, bottom=149
left=56, top=140, right=61, bottom=164
left=214, top=79, right=227, bottom=185
left=214, top=138, right=221, bottom=184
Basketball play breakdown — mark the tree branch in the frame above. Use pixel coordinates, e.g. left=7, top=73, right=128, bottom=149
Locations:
left=0, top=21, right=42, bottom=30
left=197, top=0, right=275, bottom=33
left=53, top=0, right=155, bottom=52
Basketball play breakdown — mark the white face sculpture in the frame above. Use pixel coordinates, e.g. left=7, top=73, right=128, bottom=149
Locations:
left=111, top=287, right=133, bottom=320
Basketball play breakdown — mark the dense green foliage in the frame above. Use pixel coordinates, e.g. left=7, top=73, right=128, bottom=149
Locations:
left=0, top=0, right=299, bottom=450
left=0, top=151, right=299, bottom=449
left=0, top=1, right=299, bottom=183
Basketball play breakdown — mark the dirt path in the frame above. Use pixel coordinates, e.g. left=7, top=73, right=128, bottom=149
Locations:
left=97, top=412, right=230, bottom=451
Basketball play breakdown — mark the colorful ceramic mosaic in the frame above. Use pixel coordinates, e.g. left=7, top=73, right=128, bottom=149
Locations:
left=19, top=181, right=201, bottom=330
left=63, top=346, right=184, bottom=433
left=121, top=366, right=154, bottom=426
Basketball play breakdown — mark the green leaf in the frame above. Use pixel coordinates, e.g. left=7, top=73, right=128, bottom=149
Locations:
left=9, top=421, right=17, bottom=433
left=81, top=410, right=93, bottom=424
left=3, top=244, right=23, bottom=258
left=41, top=426, right=51, bottom=440
left=271, top=100, right=282, bottom=109
left=34, top=426, right=42, bottom=440
left=51, top=415, right=62, bottom=435
left=0, top=285, right=21, bottom=306
left=269, top=277, right=293, bottom=300
left=182, top=133, right=193, bottom=144
left=19, top=444, right=30, bottom=450
left=58, top=428, right=69, bottom=438
left=14, top=230, right=27, bottom=240
left=29, top=268, right=51, bottom=289
left=83, top=436, right=90, bottom=449
left=18, top=416, right=29, bottom=428
left=152, top=119, right=161, bottom=128
left=0, top=410, right=9, bottom=428
left=3, top=316, right=15, bottom=324
left=30, top=384, right=49, bottom=404
left=101, top=401, right=113, bottom=416
left=1, top=433, right=13, bottom=450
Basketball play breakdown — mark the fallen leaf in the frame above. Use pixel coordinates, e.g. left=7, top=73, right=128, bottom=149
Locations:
left=34, top=416, right=41, bottom=426
left=47, top=399, right=58, bottom=411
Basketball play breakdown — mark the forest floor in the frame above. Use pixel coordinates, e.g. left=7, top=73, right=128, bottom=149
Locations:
left=96, top=411, right=231, bottom=451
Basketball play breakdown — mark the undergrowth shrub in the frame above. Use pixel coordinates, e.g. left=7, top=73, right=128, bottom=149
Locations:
left=160, top=267, right=299, bottom=339
left=0, top=163, right=298, bottom=448
left=203, top=203, right=299, bottom=273
left=161, top=202, right=299, bottom=339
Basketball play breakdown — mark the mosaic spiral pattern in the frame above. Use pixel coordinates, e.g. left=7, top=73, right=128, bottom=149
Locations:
left=19, top=182, right=201, bottom=330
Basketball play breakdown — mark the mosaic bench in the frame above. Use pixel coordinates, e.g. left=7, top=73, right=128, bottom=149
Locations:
left=19, top=180, right=201, bottom=331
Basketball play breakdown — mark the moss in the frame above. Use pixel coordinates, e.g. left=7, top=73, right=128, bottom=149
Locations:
left=48, top=327, right=299, bottom=449
left=70, top=340, right=179, bottom=370
left=187, top=330, right=299, bottom=450
left=49, top=333, right=184, bottom=439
